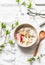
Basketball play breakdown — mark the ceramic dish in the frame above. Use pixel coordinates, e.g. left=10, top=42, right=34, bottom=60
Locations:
left=14, top=24, right=39, bottom=47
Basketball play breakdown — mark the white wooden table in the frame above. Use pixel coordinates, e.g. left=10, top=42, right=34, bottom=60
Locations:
left=0, top=0, right=45, bottom=65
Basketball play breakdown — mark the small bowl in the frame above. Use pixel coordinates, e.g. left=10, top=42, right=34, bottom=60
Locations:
left=14, top=24, right=39, bottom=47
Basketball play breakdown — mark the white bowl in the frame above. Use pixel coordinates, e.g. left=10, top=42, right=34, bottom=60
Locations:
left=14, top=24, right=39, bottom=47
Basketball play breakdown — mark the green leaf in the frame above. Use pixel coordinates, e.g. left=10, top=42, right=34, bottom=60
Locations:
left=16, top=0, right=20, bottom=2
left=37, top=56, right=40, bottom=61
left=11, top=24, right=15, bottom=29
left=0, top=48, right=3, bottom=53
left=1, top=22, right=6, bottom=28
left=15, top=21, right=19, bottom=26
left=0, top=48, right=2, bottom=51
left=28, top=0, right=30, bottom=1
left=27, top=57, right=35, bottom=62
left=22, top=1, right=26, bottom=5
left=9, top=40, right=14, bottom=45
left=0, top=44, right=5, bottom=48
left=5, top=30, right=10, bottom=35
left=27, top=2, right=32, bottom=8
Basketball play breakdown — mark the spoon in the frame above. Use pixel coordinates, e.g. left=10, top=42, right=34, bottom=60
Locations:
left=33, top=31, right=45, bottom=57
left=35, top=4, right=45, bottom=6
left=27, top=9, right=45, bottom=18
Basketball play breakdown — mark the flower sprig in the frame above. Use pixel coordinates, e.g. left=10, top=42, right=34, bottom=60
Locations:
left=27, top=57, right=35, bottom=62
left=1, top=22, right=6, bottom=28
left=27, top=54, right=45, bottom=63
left=16, top=0, right=32, bottom=15
left=5, top=30, right=10, bottom=35
left=27, top=2, right=32, bottom=8
left=8, top=40, right=14, bottom=45
left=21, top=1, right=26, bottom=6
left=11, top=21, right=19, bottom=29
left=16, top=0, right=20, bottom=3
left=0, top=21, right=19, bottom=52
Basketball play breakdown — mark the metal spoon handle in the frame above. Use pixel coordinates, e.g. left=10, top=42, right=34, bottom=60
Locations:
left=27, top=9, right=45, bottom=16
left=35, top=4, right=45, bottom=6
